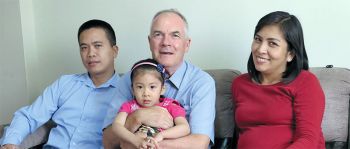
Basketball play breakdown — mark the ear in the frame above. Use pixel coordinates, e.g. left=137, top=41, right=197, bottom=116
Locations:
left=148, top=35, right=153, bottom=53
left=161, top=85, right=166, bottom=95
left=287, top=51, right=295, bottom=62
left=184, top=38, right=191, bottom=53
left=113, top=45, right=119, bottom=58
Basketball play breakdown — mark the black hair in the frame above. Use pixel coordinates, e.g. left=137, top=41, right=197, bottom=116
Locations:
left=247, top=11, right=309, bottom=84
left=77, top=19, right=116, bottom=46
left=130, top=58, right=166, bottom=85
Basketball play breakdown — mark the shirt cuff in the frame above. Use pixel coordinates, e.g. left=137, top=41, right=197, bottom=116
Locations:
left=1, top=129, right=23, bottom=146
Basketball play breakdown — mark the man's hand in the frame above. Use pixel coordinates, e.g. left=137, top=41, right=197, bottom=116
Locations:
left=1, top=144, right=19, bottom=149
left=103, top=126, right=120, bottom=149
left=158, top=134, right=210, bottom=149
left=126, top=106, right=174, bottom=132
left=103, top=106, right=174, bottom=149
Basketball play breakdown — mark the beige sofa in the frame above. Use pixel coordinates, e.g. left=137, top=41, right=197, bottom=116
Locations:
left=1, top=67, right=349, bottom=149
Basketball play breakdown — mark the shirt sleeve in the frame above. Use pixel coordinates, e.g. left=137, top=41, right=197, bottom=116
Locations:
left=287, top=72, right=325, bottom=149
left=187, top=74, right=216, bottom=144
left=1, top=76, right=66, bottom=145
left=103, top=71, right=133, bottom=129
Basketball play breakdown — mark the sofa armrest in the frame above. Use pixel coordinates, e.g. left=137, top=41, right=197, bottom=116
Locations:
left=0, top=124, right=8, bottom=139
left=0, top=121, right=55, bottom=149
left=0, top=124, right=9, bottom=145
left=19, top=121, right=56, bottom=149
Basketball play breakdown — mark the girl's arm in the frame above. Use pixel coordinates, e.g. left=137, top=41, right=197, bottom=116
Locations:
left=154, top=117, right=190, bottom=142
left=111, top=112, right=144, bottom=148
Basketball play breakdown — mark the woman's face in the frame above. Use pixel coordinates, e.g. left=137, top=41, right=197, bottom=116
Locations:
left=251, top=25, right=294, bottom=77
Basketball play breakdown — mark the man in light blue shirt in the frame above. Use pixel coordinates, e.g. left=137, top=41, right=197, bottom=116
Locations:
left=103, top=9, right=216, bottom=149
left=1, top=19, right=120, bottom=149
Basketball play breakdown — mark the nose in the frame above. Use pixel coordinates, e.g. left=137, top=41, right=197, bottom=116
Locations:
left=255, top=42, right=268, bottom=54
left=142, top=88, right=150, bottom=97
left=161, top=35, right=171, bottom=46
left=87, top=47, right=96, bottom=58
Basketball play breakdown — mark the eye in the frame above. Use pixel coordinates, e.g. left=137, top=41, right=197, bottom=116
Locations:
left=172, top=33, right=181, bottom=38
left=80, top=46, right=88, bottom=51
left=136, top=85, right=142, bottom=89
left=152, top=32, right=163, bottom=38
left=150, top=85, right=157, bottom=89
left=94, top=44, right=102, bottom=49
left=253, top=36, right=262, bottom=43
left=268, top=41, right=278, bottom=47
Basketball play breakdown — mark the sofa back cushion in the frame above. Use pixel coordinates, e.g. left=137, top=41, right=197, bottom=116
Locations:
left=205, top=69, right=241, bottom=138
left=310, top=67, right=350, bottom=143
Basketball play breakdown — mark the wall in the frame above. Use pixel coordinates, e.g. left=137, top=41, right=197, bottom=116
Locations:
left=0, top=0, right=28, bottom=124
left=1, top=0, right=349, bottom=123
left=27, top=0, right=350, bottom=85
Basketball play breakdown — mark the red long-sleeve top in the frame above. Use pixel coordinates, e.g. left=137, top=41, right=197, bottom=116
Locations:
left=232, top=70, right=325, bottom=149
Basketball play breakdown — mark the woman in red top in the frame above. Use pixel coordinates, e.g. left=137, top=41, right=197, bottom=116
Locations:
left=232, top=11, right=325, bottom=149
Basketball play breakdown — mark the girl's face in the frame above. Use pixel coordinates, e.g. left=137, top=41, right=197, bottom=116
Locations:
left=251, top=25, right=294, bottom=78
left=132, top=70, right=165, bottom=107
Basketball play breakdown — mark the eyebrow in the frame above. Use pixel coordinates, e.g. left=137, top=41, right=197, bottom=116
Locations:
left=79, top=41, right=103, bottom=46
left=255, top=34, right=281, bottom=42
left=172, top=31, right=180, bottom=34
left=92, top=41, right=103, bottom=44
left=152, top=30, right=182, bottom=35
left=79, top=43, right=87, bottom=47
left=151, top=30, right=162, bottom=34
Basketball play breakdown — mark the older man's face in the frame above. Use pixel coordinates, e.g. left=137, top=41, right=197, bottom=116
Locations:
left=148, top=12, right=190, bottom=75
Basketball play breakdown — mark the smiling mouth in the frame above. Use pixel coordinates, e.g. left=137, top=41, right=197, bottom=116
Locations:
left=256, top=56, right=269, bottom=63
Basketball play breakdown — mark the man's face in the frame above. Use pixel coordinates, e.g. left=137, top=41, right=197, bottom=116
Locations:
left=79, top=28, right=118, bottom=77
left=148, top=13, right=191, bottom=75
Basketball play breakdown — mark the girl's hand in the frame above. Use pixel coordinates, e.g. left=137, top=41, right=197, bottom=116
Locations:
left=153, top=133, right=164, bottom=142
left=139, top=137, right=159, bottom=149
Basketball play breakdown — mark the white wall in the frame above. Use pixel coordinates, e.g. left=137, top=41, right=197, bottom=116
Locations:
left=0, top=0, right=28, bottom=124
left=1, top=0, right=349, bottom=123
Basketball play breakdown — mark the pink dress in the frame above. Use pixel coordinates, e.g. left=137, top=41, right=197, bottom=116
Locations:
left=118, top=97, right=186, bottom=136
left=118, top=97, right=186, bottom=118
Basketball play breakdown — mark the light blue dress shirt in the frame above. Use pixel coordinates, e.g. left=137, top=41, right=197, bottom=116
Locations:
left=1, top=73, right=119, bottom=148
left=104, top=61, right=216, bottom=143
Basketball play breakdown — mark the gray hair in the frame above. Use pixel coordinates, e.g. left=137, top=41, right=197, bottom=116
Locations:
left=150, top=9, right=189, bottom=37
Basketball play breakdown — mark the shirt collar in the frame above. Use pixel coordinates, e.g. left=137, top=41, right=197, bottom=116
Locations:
left=76, top=72, right=120, bottom=88
left=167, top=61, right=187, bottom=89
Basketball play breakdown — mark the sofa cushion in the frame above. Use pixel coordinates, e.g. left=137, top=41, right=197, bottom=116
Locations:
left=205, top=69, right=241, bottom=138
left=310, top=67, right=350, bottom=142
